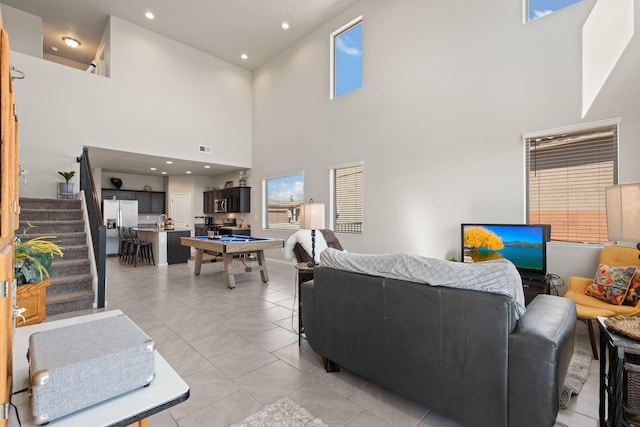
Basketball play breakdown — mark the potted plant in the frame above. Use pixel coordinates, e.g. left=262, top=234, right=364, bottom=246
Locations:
left=14, top=223, right=64, bottom=326
left=57, top=171, right=75, bottom=198
left=239, top=170, right=249, bottom=186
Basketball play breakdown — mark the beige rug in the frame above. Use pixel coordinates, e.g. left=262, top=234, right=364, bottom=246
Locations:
left=231, top=397, right=328, bottom=427
left=559, top=322, right=593, bottom=408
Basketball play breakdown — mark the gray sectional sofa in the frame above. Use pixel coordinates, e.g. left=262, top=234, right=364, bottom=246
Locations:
left=300, top=260, right=576, bottom=427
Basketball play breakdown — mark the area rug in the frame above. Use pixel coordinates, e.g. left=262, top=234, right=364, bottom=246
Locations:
left=560, top=322, right=594, bottom=408
left=231, top=397, right=328, bottom=427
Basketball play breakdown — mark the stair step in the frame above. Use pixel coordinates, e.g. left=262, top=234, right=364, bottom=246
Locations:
left=20, top=198, right=81, bottom=210
left=20, top=208, right=83, bottom=222
left=48, top=273, right=93, bottom=296
left=51, top=258, right=91, bottom=277
left=18, top=220, right=84, bottom=234
left=56, top=244, right=88, bottom=261
left=23, top=232, right=86, bottom=247
left=46, top=289, right=94, bottom=317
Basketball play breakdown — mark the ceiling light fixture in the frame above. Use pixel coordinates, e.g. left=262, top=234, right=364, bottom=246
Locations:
left=241, top=54, right=248, bottom=60
left=204, top=165, right=211, bottom=169
left=145, top=11, right=155, bottom=20
left=186, top=171, right=192, bottom=174
left=165, top=161, right=173, bottom=164
left=51, top=46, right=58, bottom=52
left=150, top=167, right=157, bottom=171
left=281, top=22, right=290, bottom=30
left=161, top=171, right=167, bottom=175
left=62, top=37, right=81, bottom=48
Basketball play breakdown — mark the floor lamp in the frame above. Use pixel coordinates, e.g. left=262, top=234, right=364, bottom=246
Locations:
left=606, top=183, right=640, bottom=258
left=300, top=203, right=325, bottom=267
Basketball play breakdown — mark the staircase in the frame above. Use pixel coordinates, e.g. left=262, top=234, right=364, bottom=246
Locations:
left=18, top=198, right=95, bottom=316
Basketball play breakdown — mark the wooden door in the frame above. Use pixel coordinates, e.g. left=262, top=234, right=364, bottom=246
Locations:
left=0, top=12, right=19, bottom=427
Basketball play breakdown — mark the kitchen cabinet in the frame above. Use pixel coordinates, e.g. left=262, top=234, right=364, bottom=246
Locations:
left=203, top=187, right=250, bottom=213
left=101, top=189, right=166, bottom=213
left=203, top=191, right=215, bottom=214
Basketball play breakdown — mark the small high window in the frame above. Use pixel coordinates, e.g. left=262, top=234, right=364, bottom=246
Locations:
left=263, top=174, right=304, bottom=230
left=527, top=0, right=582, bottom=21
left=330, top=16, right=363, bottom=99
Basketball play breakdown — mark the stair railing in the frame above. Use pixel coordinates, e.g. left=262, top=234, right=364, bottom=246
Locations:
left=77, top=148, right=106, bottom=308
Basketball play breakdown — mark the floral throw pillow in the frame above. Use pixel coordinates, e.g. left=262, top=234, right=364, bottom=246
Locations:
left=585, top=264, right=636, bottom=305
left=624, top=271, right=640, bottom=306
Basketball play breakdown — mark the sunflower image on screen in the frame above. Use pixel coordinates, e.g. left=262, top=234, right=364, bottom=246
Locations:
left=463, top=227, right=504, bottom=263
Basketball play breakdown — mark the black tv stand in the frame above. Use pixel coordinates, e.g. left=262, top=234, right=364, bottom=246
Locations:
left=522, top=275, right=550, bottom=305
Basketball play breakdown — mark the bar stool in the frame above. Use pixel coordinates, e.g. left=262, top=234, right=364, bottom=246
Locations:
left=126, top=228, right=155, bottom=267
left=118, top=227, right=134, bottom=262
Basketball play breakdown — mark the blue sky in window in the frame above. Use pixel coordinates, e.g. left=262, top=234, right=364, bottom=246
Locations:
left=267, top=175, right=304, bottom=201
left=529, top=0, right=582, bottom=20
left=335, top=22, right=362, bottom=97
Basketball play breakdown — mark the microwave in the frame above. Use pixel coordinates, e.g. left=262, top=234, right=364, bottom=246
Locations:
left=214, top=198, right=228, bottom=213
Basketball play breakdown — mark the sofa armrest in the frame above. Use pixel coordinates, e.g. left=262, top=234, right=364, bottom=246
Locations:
left=508, top=294, right=576, bottom=427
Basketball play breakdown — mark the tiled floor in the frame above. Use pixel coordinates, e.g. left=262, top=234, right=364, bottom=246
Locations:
left=61, top=255, right=600, bottom=426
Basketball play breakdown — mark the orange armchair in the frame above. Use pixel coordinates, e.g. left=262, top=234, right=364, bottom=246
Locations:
left=564, top=245, right=640, bottom=359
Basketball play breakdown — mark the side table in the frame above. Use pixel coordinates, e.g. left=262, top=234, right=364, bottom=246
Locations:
left=598, top=316, right=640, bottom=426
left=295, top=262, right=314, bottom=345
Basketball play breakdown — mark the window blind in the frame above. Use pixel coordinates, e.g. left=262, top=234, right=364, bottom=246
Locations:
left=334, top=164, right=363, bottom=233
left=526, top=124, right=618, bottom=244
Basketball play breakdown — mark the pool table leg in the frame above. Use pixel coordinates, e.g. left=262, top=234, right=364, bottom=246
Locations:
left=257, top=250, right=269, bottom=283
left=223, top=253, right=236, bottom=289
left=193, top=249, right=204, bottom=275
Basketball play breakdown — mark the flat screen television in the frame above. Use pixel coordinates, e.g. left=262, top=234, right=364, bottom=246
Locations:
left=461, top=223, right=550, bottom=280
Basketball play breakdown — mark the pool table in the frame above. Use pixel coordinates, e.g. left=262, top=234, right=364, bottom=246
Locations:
left=180, top=235, right=284, bottom=288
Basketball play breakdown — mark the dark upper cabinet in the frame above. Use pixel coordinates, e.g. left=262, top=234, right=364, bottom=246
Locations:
left=150, top=192, right=166, bottom=213
left=203, top=187, right=250, bottom=213
left=227, top=187, right=250, bottom=213
left=203, top=191, right=215, bottom=214
left=136, top=191, right=151, bottom=212
left=101, top=189, right=166, bottom=213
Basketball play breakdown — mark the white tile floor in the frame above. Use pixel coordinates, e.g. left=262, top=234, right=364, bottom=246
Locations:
left=56, top=255, right=600, bottom=426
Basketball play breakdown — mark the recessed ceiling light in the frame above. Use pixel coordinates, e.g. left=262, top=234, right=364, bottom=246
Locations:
left=145, top=11, right=155, bottom=20
left=241, top=54, right=248, bottom=60
left=62, top=37, right=81, bottom=48
left=204, top=165, right=211, bottom=169
left=281, top=22, right=290, bottom=30
left=161, top=171, right=167, bottom=175
left=186, top=171, right=192, bottom=174
left=166, top=161, right=173, bottom=164
left=150, top=167, right=157, bottom=171
left=51, top=46, right=58, bottom=52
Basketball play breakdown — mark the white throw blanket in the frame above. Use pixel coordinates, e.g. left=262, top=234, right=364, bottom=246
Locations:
left=320, top=248, right=526, bottom=318
left=284, top=229, right=329, bottom=263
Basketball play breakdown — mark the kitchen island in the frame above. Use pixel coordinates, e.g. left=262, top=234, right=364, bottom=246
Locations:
left=136, top=228, right=191, bottom=266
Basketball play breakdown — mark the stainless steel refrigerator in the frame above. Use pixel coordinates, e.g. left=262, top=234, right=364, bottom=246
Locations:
left=103, top=200, right=138, bottom=255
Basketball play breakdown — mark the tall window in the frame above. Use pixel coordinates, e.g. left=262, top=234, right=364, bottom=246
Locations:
left=525, top=120, right=619, bottom=244
left=263, top=174, right=304, bottom=230
left=330, top=16, right=363, bottom=99
left=527, top=0, right=582, bottom=22
left=331, top=163, right=363, bottom=233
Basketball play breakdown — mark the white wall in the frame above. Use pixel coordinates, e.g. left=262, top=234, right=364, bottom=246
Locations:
left=251, top=0, right=640, bottom=289
left=0, top=5, right=41, bottom=58
left=10, top=16, right=252, bottom=199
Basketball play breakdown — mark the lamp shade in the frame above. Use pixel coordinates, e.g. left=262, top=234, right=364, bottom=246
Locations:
left=300, top=203, right=325, bottom=230
left=606, top=183, right=640, bottom=242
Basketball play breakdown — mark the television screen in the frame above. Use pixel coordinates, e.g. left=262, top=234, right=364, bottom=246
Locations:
left=461, top=224, right=549, bottom=279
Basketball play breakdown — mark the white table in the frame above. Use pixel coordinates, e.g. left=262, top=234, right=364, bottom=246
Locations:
left=10, top=310, right=189, bottom=427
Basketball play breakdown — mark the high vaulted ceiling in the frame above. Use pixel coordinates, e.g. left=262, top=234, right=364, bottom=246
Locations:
left=1, top=0, right=359, bottom=70
left=2, top=0, right=359, bottom=177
